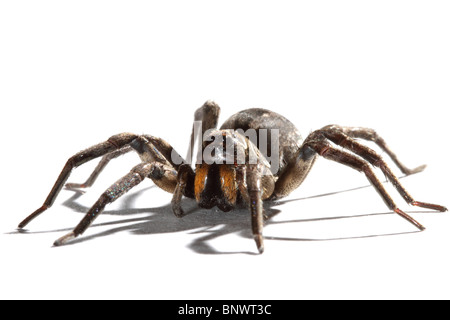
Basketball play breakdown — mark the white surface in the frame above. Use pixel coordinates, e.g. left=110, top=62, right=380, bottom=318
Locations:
left=1, top=1, right=449, bottom=300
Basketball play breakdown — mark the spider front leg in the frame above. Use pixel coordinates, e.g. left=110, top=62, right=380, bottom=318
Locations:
left=187, top=100, right=221, bottom=164
left=246, top=163, right=266, bottom=254
left=171, top=164, right=195, bottom=217
left=237, top=159, right=275, bottom=254
left=54, top=161, right=177, bottom=246
left=18, top=133, right=139, bottom=229
left=65, top=146, right=133, bottom=190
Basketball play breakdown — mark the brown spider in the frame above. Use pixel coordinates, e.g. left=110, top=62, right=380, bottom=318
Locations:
left=18, top=101, right=447, bottom=253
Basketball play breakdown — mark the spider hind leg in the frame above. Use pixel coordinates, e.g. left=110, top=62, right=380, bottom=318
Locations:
left=329, top=125, right=427, bottom=175
left=319, top=126, right=447, bottom=213
left=303, top=130, right=447, bottom=230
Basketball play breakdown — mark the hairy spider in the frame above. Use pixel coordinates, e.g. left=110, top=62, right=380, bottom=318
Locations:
left=18, top=101, right=447, bottom=253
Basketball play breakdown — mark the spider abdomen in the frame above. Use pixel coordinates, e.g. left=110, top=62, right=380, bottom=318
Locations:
left=220, top=108, right=302, bottom=178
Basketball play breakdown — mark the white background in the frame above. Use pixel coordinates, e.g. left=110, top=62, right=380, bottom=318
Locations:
left=1, top=1, right=449, bottom=299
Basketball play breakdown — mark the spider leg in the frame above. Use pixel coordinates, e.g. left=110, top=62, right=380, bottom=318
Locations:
left=65, top=145, right=133, bottom=190
left=187, top=100, right=221, bottom=165
left=320, top=127, right=447, bottom=212
left=324, top=125, right=425, bottom=175
left=305, top=132, right=434, bottom=230
left=53, top=161, right=175, bottom=246
left=18, top=133, right=139, bottom=229
left=142, top=135, right=186, bottom=171
left=171, top=164, right=195, bottom=217
left=246, top=163, right=266, bottom=254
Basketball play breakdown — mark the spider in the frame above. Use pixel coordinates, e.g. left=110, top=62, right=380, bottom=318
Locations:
left=18, top=101, right=447, bottom=253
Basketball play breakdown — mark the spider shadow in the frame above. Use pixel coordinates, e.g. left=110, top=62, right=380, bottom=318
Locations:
left=45, top=177, right=424, bottom=254
left=58, top=187, right=266, bottom=255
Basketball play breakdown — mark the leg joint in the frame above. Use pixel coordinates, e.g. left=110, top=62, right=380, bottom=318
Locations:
left=107, top=133, right=139, bottom=148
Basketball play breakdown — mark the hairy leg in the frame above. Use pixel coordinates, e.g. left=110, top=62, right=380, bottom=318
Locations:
left=246, top=163, right=269, bottom=254
left=187, top=100, right=221, bottom=165
left=320, top=127, right=447, bottom=212
left=53, top=161, right=170, bottom=246
left=18, top=133, right=138, bottom=229
left=328, top=125, right=425, bottom=175
left=304, top=131, right=445, bottom=229
left=65, top=145, right=133, bottom=190
left=171, top=164, right=195, bottom=217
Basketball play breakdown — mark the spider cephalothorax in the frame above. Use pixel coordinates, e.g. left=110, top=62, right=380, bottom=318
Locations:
left=18, top=101, right=447, bottom=253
